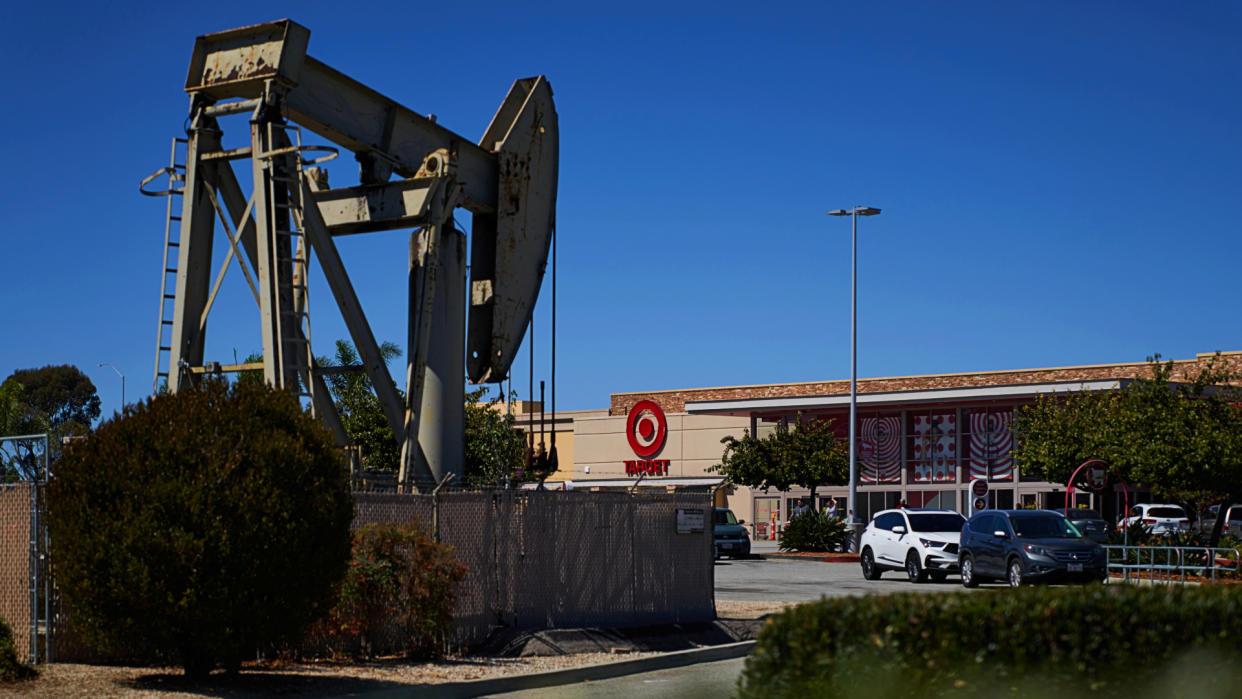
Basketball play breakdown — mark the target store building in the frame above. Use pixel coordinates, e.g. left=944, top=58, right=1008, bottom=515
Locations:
left=556, top=351, right=1242, bottom=532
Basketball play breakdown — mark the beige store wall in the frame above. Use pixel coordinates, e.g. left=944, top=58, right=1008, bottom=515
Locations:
left=573, top=412, right=748, bottom=478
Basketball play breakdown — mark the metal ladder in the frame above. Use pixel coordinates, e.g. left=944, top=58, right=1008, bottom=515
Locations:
left=140, top=138, right=188, bottom=394
left=261, top=123, right=317, bottom=412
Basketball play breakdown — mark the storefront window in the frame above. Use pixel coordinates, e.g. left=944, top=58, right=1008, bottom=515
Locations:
left=908, top=490, right=957, bottom=512
left=858, top=491, right=901, bottom=523
left=859, top=411, right=901, bottom=483
left=964, top=408, right=1015, bottom=481
left=908, top=411, right=957, bottom=483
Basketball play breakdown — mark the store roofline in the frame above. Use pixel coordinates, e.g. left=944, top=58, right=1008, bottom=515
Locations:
left=684, top=379, right=1125, bottom=415
left=611, top=351, right=1240, bottom=400
left=523, top=477, right=725, bottom=489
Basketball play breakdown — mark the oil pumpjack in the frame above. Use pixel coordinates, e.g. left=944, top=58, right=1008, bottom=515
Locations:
left=141, top=20, right=557, bottom=491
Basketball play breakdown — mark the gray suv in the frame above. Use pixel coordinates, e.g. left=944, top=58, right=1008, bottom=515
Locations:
left=959, top=510, right=1105, bottom=587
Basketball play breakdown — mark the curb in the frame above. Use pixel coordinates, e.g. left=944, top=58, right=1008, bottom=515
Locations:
left=762, top=553, right=859, bottom=563
left=361, top=640, right=755, bottom=698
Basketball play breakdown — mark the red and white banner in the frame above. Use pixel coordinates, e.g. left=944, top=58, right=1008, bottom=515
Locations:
left=911, top=413, right=956, bottom=482
left=969, top=410, right=1014, bottom=481
left=859, top=416, right=901, bottom=483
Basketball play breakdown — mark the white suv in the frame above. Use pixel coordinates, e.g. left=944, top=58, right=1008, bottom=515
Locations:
left=860, top=508, right=967, bottom=583
left=1120, top=503, right=1190, bottom=536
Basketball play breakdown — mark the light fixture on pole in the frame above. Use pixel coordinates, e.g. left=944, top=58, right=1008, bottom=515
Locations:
left=827, top=205, right=881, bottom=550
left=98, top=362, right=126, bottom=411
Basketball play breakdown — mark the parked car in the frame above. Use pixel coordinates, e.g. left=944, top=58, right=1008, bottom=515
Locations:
left=1062, top=508, right=1110, bottom=543
left=859, top=508, right=966, bottom=583
left=959, top=510, right=1105, bottom=587
left=1119, top=504, right=1191, bottom=536
left=1198, top=504, right=1242, bottom=537
left=714, top=507, right=751, bottom=559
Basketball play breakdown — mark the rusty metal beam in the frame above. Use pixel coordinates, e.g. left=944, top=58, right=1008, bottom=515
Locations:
left=296, top=170, right=419, bottom=478
left=213, top=157, right=349, bottom=446
left=310, top=177, right=436, bottom=235
left=166, top=117, right=220, bottom=392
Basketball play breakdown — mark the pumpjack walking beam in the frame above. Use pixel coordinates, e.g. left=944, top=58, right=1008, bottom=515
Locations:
left=151, top=19, right=557, bottom=490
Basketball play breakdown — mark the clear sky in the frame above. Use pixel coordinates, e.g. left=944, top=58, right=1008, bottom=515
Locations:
left=1, top=1, right=1239, bottom=419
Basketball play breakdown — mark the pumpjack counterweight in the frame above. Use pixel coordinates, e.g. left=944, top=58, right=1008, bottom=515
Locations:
left=141, top=19, right=558, bottom=490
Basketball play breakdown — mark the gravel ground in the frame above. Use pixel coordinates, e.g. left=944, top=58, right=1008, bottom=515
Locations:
left=4, top=602, right=784, bottom=696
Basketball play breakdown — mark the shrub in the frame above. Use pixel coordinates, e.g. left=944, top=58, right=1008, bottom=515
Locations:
left=739, top=584, right=1242, bottom=698
left=0, top=616, right=36, bottom=682
left=48, top=380, right=354, bottom=678
left=779, top=512, right=847, bottom=552
left=307, top=523, right=469, bottom=658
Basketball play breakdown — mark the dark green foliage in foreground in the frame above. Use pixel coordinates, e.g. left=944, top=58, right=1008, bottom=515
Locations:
left=779, top=512, right=847, bottom=552
left=307, top=523, right=469, bottom=659
left=740, top=584, right=1242, bottom=698
left=48, top=380, right=354, bottom=679
left=0, top=616, right=36, bottom=682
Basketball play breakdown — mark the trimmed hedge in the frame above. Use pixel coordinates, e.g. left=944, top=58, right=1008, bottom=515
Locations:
left=740, top=585, right=1242, bottom=698
left=0, top=616, right=35, bottom=682
left=48, top=380, right=354, bottom=678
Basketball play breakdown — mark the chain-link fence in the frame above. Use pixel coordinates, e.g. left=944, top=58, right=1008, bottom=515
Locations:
left=2, top=479, right=716, bottom=661
left=0, top=434, right=50, bottom=664
left=355, top=489, right=716, bottom=645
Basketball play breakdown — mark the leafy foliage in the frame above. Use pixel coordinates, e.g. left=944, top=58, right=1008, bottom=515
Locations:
left=4, top=365, right=100, bottom=431
left=1015, top=354, right=1242, bottom=543
left=779, top=512, right=847, bottom=552
left=463, top=388, right=529, bottom=488
left=0, top=615, right=36, bottom=682
left=741, top=584, right=1242, bottom=698
left=307, top=523, right=469, bottom=658
left=712, top=415, right=849, bottom=502
left=316, top=340, right=403, bottom=473
left=47, top=380, right=354, bottom=678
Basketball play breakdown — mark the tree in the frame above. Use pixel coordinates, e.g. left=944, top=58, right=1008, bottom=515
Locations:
left=463, top=387, right=528, bottom=488
left=316, top=340, right=403, bottom=473
left=712, top=415, right=850, bottom=505
left=48, top=379, right=354, bottom=678
left=5, top=365, right=100, bottom=431
left=1015, top=353, right=1242, bottom=545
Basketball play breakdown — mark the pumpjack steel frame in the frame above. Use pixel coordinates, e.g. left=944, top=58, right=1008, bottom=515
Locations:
left=142, top=20, right=557, bottom=490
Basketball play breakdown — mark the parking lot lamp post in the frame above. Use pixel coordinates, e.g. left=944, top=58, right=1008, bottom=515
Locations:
left=827, top=206, right=881, bottom=550
left=98, top=362, right=125, bottom=411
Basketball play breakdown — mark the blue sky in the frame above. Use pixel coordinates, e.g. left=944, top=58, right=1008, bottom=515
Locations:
left=1, top=1, right=1239, bottom=418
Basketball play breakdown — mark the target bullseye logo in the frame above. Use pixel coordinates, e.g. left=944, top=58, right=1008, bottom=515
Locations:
left=624, top=400, right=670, bottom=477
left=626, top=400, right=667, bottom=457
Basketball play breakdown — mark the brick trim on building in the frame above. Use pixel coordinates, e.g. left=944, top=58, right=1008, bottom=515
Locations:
left=609, top=352, right=1242, bottom=416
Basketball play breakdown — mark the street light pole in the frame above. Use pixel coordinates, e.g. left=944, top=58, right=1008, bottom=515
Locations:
left=827, top=206, right=881, bottom=550
left=98, top=362, right=125, bottom=411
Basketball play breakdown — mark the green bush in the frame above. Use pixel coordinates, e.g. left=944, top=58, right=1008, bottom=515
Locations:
left=307, top=523, right=469, bottom=658
left=48, top=380, right=354, bottom=678
left=779, top=512, right=847, bottom=552
left=740, top=585, right=1242, bottom=698
left=0, top=616, right=36, bottom=682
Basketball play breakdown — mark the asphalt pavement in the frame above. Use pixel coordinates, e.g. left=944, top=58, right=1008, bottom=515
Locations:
left=716, top=542, right=985, bottom=602
left=456, top=546, right=996, bottom=698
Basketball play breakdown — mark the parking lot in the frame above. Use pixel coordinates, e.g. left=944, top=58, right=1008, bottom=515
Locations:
left=715, top=541, right=1001, bottom=603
